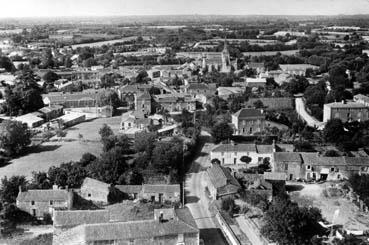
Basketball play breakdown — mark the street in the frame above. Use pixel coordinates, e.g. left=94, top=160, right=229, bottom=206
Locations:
left=185, top=142, right=229, bottom=245
left=295, top=97, right=325, bottom=130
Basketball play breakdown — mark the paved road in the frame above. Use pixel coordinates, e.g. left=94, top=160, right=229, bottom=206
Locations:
left=236, top=216, right=264, bottom=245
left=185, top=142, right=229, bottom=245
left=295, top=97, right=325, bottom=130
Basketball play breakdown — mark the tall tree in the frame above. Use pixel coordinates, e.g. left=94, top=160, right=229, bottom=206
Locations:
left=0, top=120, right=31, bottom=156
left=211, top=122, right=233, bottom=143
left=0, top=176, right=27, bottom=203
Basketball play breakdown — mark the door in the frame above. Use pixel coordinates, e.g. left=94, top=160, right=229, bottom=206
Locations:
left=289, top=174, right=293, bottom=180
left=159, top=193, right=163, bottom=203
left=32, top=209, right=36, bottom=217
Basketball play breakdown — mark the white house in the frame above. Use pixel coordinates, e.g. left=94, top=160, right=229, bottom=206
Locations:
left=210, top=143, right=276, bottom=168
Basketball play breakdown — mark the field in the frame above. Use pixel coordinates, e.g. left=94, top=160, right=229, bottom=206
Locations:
left=289, top=182, right=369, bottom=231
left=0, top=116, right=122, bottom=180
left=70, top=36, right=153, bottom=49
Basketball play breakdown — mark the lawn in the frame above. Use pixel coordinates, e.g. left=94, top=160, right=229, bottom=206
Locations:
left=0, top=116, right=122, bottom=180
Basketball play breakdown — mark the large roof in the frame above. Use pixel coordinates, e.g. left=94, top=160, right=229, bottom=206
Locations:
left=233, top=108, right=264, bottom=119
left=273, top=152, right=302, bottom=163
left=211, top=143, right=274, bottom=154
left=207, top=164, right=241, bottom=190
left=115, top=185, right=142, bottom=194
left=61, top=208, right=198, bottom=242
left=17, top=189, right=70, bottom=202
left=142, top=184, right=180, bottom=194
left=53, top=210, right=110, bottom=228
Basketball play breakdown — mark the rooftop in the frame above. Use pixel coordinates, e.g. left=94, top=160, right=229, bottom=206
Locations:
left=53, top=210, right=110, bottom=228
left=324, top=102, right=367, bottom=109
left=233, top=108, right=264, bottom=119
left=17, top=189, right=70, bottom=202
left=273, top=152, right=302, bottom=163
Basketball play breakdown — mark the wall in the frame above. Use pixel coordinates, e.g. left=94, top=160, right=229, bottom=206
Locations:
left=80, top=186, right=109, bottom=204
left=213, top=209, right=241, bottom=245
left=236, top=118, right=265, bottom=135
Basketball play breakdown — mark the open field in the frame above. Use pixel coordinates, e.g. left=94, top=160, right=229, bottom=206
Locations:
left=0, top=116, right=122, bottom=180
left=289, top=182, right=369, bottom=231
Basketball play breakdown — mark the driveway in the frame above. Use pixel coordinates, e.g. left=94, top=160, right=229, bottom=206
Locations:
left=185, top=142, right=228, bottom=245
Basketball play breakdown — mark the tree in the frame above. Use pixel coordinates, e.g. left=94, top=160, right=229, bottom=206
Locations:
left=211, top=122, right=233, bottom=143
left=253, top=100, right=264, bottom=109
left=0, top=176, right=27, bottom=203
left=134, top=131, right=157, bottom=155
left=283, top=76, right=309, bottom=95
left=261, top=196, right=324, bottom=245
left=99, top=124, right=114, bottom=141
left=96, top=90, right=121, bottom=110
left=0, top=120, right=31, bottom=156
left=136, top=70, right=149, bottom=83
left=211, top=158, right=221, bottom=165
left=5, top=69, right=44, bottom=115
left=48, top=162, right=87, bottom=188
left=42, top=71, right=59, bottom=84
left=56, top=129, right=67, bottom=141
left=323, top=119, right=345, bottom=143
left=240, top=156, right=252, bottom=165
left=0, top=56, right=14, bottom=72
left=29, top=171, right=51, bottom=189
left=40, top=48, right=54, bottom=68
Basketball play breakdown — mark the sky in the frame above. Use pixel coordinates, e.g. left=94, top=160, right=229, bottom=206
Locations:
left=1, top=0, right=369, bottom=17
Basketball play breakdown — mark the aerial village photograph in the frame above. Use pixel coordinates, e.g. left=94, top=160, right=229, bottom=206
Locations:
left=2, top=0, right=369, bottom=244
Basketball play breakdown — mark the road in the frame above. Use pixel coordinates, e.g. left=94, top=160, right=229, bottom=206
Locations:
left=295, top=97, right=325, bottom=130
left=236, top=216, right=264, bottom=245
left=185, top=142, right=229, bottom=245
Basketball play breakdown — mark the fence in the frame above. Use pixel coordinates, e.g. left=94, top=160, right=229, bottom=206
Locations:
left=212, top=207, right=241, bottom=245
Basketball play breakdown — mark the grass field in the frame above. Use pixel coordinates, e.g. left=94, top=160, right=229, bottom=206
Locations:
left=0, top=116, right=122, bottom=180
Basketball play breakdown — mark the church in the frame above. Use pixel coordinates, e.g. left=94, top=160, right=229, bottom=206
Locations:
left=200, top=39, right=235, bottom=73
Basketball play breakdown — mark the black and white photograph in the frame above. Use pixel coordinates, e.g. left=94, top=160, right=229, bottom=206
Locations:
left=1, top=0, right=369, bottom=244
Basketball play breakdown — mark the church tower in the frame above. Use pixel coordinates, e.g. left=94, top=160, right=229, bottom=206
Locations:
left=221, top=38, right=231, bottom=73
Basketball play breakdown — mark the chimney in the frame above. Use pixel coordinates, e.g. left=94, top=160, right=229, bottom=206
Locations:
left=18, top=185, right=22, bottom=194
left=342, top=100, right=345, bottom=104
left=272, top=139, right=276, bottom=152
left=52, top=184, right=58, bottom=190
left=159, top=211, right=164, bottom=223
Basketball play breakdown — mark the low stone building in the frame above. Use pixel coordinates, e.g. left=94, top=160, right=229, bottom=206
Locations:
left=323, top=101, right=369, bottom=123
left=206, top=164, right=241, bottom=199
left=16, top=187, right=73, bottom=219
left=80, top=178, right=111, bottom=205
left=116, top=184, right=181, bottom=204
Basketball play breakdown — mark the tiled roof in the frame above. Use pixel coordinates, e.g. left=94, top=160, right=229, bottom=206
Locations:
left=142, top=184, right=180, bottom=194
left=17, top=189, right=70, bottom=202
left=212, top=144, right=256, bottom=153
left=207, top=164, right=241, bottom=190
left=273, top=152, right=302, bottom=163
left=233, top=108, right=264, bottom=119
left=115, top=185, right=142, bottom=194
left=211, top=143, right=274, bottom=154
left=324, top=102, right=367, bottom=109
left=53, top=210, right=110, bottom=228
left=42, top=92, right=98, bottom=102
left=68, top=208, right=198, bottom=242
left=187, top=83, right=210, bottom=90
left=279, top=64, right=319, bottom=71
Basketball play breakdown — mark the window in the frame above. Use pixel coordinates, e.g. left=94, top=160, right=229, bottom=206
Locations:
left=234, top=158, right=237, bottom=164
left=258, top=157, right=263, bottom=162
left=330, top=167, right=335, bottom=172
left=285, top=164, right=288, bottom=171
left=306, top=165, right=311, bottom=170
left=337, top=174, right=341, bottom=179
left=88, top=193, right=91, bottom=197
left=49, top=200, right=53, bottom=205
left=31, top=201, right=35, bottom=205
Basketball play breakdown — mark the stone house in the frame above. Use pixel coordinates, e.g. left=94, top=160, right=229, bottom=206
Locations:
left=232, top=108, right=266, bottom=135
left=116, top=184, right=181, bottom=204
left=323, top=101, right=369, bottom=123
left=16, top=187, right=73, bottom=219
left=80, top=178, right=111, bottom=205
left=135, top=92, right=152, bottom=116
left=272, top=152, right=303, bottom=181
left=206, top=164, right=241, bottom=199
